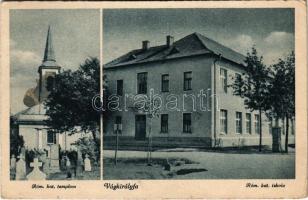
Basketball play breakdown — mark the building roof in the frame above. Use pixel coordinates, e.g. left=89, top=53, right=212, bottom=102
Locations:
left=13, top=104, right=48, bottom=124
left=104, top=32, right=246, bottom=69
left=41, top=25, right=60, bottom=68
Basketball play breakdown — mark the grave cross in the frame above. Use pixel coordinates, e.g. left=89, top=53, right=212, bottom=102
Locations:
left=17, top=154, right=25, bottom=160
left=26, top=158, right=46, bottom=180
left=30, top=158, right=43, bottom=168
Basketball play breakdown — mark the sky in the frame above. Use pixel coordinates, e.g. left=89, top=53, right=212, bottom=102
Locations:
left=10, top=9, right=100, bottom=114
left=103, top=9, right=294, bottom=65
left=10, top=9, right=294, bottom=114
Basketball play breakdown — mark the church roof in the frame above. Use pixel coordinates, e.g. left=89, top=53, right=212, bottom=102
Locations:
left=41, top=26, right=60, bottom=68
left=104, top=32, right=246, bottom=69
left=13, top=104, right=47, bottom=124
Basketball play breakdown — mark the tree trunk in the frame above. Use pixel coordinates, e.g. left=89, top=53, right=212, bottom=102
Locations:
left=285, top=116, right=289, bottom=153
left=147, top=118, right=152, bottom=165
left=259, top=109, right=262, bottom=152
left=91, top=131, right=100, bottom=162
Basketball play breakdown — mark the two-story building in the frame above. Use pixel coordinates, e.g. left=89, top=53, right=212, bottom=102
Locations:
left=103, top=32, right=294, bottom=149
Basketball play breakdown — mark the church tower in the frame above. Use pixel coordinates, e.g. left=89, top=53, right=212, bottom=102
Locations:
left=38, top=26, right=61, bottom=102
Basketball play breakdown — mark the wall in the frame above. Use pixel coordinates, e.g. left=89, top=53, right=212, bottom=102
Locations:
left=18, top=124, right=90, bottom=151
left=213, top=59, right=295, bottom=147
left=104, top=55, right=214, bottom=142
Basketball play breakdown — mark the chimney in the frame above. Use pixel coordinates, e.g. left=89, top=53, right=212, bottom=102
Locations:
left=166, top=35, right=174, bottom=47
left=142, top=40, right=150, bottom=50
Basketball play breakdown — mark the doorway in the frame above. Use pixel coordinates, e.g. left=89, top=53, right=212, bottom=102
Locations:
left=135, top=115, right=146, bottom=140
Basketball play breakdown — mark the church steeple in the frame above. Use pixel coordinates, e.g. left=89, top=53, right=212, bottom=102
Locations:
left=37, top=26, right=61, bottom=104
left=40, top=25, right=59, bottom=68
left=43, top=25, right=56, bottom=62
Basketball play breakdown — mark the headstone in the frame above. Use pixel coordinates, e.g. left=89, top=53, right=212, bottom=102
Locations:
left=26, top=158, right=46, bottom=180
left=15, top=154, right=26, bottom=180
left=43, top=159, right=50, bottom=175
left=60, top=156, right=66, bottom=170
left=10, top=154, right=16, bottom=170
left=84, top=154, right=91, bottom=172
left=20, top=147, right=26, bottom=158
left=66, top=157, right=71, bottom=168
left=40, top=152, right=49, bottom=175
left=49, top=144, right=60, bottom=172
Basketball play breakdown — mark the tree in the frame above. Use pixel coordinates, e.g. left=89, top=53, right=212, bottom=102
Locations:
left=268, top=52, right=295, bottom=153
left=231, top=47, right=270, bottom=152
left=10, top=116, right=24, bottom=157
left=44, top=57, right=101, bottom=147
left=131, top=94, right=160, bottom=165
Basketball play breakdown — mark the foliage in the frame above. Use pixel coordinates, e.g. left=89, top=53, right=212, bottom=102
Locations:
left=268, top=51, right=295, bottom=152
left=25, top=149, right=46, bottom=167
left=60, top=150, right=78, bottom=166
left=231, top=47, right=271, bottom=151
left=73, top=137, right=100, bottom=162
left=44, top=57, right=100, bottom=145
left=231, top=47, right=271, bottom=111
left=10, top=116, right=24, bottom=157
left=268, top=51, right=295, bottom=119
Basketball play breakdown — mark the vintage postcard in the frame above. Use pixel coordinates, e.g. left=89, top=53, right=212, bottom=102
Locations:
left=1, top=1, right=307, bottom=199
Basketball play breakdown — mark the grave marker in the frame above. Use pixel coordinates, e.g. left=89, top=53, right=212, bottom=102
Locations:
left=84, top=154, right=91, bottom=172
left=26, top=158, right=46, bottom=180
left=49, top=144, right=60, bottom=172
left=10, top=154, right=16, bottom=170
left=15, top=154, right=26, bottom=180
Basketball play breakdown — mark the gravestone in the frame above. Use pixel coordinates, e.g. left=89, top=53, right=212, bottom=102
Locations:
left=40, top=152, right=50, bottom=175
left=60, top=156, right=66, bottom=170
left=43, top=159, right=50, bottom=175
left=26, top=158, right=46, bottom=180
left=49, top=144, right=60, bottom=172
left=66, top=157, right=71, bottom=168
left=84, top=154, right=91, bottom=172
left=10, top=154, right=16, bottom=170
left=15, top=154, right=26, bottom=180
left=20, top=147, right=26, bottom=158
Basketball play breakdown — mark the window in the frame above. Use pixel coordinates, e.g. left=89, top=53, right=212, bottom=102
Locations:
left=235, top=73, right=241, bottom=95
left=117, top=80, right=123, bottom=96
left=220, top=110, right=228, bottom=134
left=183, top=113, right=192, bottom=133
left=236, top=112, right=242, bottom=134
left=246, top=113, right=252, bottom=134
left=161, top=74, right=169, bottom=92
left=115, top=116, right=122, bottom=124
left=184, top=72, right=192, bottom=91
left=161, top=114, right=168, bottom=133
left=254, top=114, right=260, bottom=134
left=47, top=131, right=56, bottom=144
left=220, top=68, right=227, bottom=93
left=137, top=72, right=147, bottom=94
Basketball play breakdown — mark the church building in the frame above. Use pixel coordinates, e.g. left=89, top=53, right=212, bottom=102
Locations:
left=12, top=26, right=86, bottom=151
left=103, top=32, right=295, bottom=148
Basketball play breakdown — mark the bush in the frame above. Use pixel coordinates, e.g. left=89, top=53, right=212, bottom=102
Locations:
left=73, top=137, right=100, bottom=163
left=25, top=149, right=46, bottom=167
left=60, top=150, right=77, bottom=166
left=10, top=117, right=24, bottom=157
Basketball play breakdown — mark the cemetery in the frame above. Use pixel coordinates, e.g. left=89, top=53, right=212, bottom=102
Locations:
left=10, top=144, right=100, bottom=180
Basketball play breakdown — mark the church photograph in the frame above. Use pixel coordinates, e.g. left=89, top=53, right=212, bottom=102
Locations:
left=102, top=9, right=296, bottom=179
left=9, top=9, right=101, bottom=180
